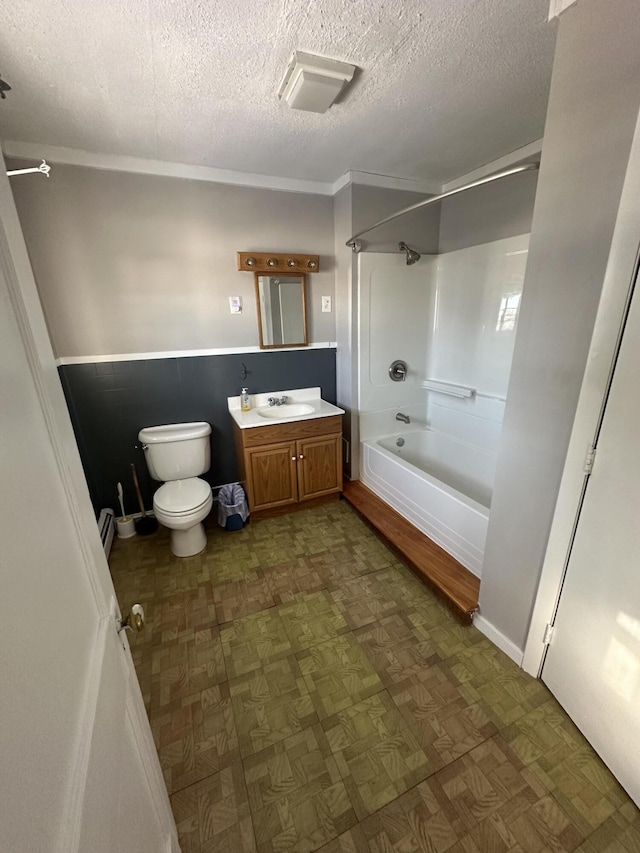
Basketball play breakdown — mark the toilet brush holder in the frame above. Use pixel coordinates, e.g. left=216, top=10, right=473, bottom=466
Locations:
left=116, top=516, right=136, bottom=539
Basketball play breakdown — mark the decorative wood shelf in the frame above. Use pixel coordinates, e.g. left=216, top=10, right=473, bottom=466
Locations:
left=343, top=480, right=480, bottom=624
left=237, top=252, right=320, bottom=273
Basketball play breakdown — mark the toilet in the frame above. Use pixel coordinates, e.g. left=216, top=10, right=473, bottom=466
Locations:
left=138, top=422, right=213, bottom=557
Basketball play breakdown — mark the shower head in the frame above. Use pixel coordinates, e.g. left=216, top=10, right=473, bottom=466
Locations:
left=398, top=241, right=421, bottom=265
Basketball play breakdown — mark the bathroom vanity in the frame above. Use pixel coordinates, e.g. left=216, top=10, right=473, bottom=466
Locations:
left=228, top=388, right=344, bottom=518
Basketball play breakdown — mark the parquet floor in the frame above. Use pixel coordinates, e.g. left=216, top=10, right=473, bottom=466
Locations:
left=109, top=500, right=639, bottom=853
left=343, top=480, right=480, bottom=621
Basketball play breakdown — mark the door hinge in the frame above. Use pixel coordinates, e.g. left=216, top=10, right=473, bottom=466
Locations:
left=543, top=623, right=554, bottom=646
left=584, top=444, right=597, bottom=475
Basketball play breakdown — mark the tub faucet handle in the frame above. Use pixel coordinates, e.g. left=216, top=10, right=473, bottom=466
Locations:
left=389, top=360, right=408, bottom=382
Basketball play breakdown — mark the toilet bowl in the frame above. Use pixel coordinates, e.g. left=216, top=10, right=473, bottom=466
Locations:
left=153, top=477, right=213, bottom=557
left=138, top=422, right=213, bottom=557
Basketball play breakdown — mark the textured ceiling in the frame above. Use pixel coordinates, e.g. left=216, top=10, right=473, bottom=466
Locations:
left=0, top=0, right=557, bottom=184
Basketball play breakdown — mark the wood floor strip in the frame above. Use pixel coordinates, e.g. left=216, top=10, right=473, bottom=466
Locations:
left=342, top=480, right=480, bottom=624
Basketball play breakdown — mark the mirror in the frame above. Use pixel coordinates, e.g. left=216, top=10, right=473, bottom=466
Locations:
left=255, top=272, right=308, bottom=348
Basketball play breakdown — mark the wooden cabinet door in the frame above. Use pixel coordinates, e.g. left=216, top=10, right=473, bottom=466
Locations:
left=296, top=434, right=342, bottom=501
left=246, top=441, right=298, bottom=511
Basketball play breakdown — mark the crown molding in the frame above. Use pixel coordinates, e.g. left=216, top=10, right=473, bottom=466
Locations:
left=441, top=139, right=543, bottom=192
left=4, top=140, right=443, bottom=197
left=332, top=170, right=441, bottom=196
left=548, top=0, right=578, bottom=20
left=2, top=140, right=337, bottom=196
left=6, top=139, right=538, bottom=200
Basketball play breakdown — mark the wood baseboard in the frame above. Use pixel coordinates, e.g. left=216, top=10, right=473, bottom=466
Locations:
left=343, top=480, right=479, bottom=624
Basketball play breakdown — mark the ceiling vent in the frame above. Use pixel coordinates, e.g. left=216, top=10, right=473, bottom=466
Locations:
left=278, top=51, right=356, bottom=114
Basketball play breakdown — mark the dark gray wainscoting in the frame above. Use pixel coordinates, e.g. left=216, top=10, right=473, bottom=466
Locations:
left=59, top=348, right=337, bottom=515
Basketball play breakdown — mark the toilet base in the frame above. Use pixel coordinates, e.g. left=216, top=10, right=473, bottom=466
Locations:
left=169, top=522, right=207, bottom=557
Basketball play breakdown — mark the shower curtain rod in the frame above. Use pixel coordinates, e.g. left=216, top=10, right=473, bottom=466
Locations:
left=345, top=161, right=540, bottom=251
left=6, top=159, right=51, bottom=178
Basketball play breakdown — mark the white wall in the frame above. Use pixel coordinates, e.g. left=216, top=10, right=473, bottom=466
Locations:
left=425, top=235, right=528, bottom=495
left=480, top=0, right=640, bottom=653
left=8, top=162, right=336, bottom=358
left=358, top=253, right=434, bottom=440
left=428, top=234, right=529, bottom=399
left=334, top=184, right=441, bottom=477
left=359, top=236, right=528, bottom=469
left=523, top=104, right=640, bottom=674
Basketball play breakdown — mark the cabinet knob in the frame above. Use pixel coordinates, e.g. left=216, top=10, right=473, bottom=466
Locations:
left=299, top=454, right=304, bottom=459
left=291, top=456, right=297, bottom=461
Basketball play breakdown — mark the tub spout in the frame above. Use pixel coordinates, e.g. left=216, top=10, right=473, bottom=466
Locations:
left=395, top=412, right=411, bottom=424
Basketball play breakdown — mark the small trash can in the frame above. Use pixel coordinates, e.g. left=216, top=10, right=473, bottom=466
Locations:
left=218, top=483, right=249, bottom=531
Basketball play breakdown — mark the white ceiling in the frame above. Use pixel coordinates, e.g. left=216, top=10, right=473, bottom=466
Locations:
left=1, top=0, right=557, bottom=185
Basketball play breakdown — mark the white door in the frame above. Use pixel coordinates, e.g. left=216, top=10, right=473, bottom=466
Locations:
left=541, top=264, right=640, bottom=806
left=0, top=171, right=179, bottom=851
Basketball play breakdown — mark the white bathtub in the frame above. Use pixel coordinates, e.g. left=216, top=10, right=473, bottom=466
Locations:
left=361, top=429, right=495, bottom=577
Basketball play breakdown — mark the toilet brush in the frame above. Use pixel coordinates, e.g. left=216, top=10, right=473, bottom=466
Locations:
left=131, top=463, right=158, bottom=536
left=117, top=482, right=128, bottom=519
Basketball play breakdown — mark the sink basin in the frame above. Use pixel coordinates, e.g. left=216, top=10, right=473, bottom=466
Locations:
left=257, top=403, right=315, bottom=420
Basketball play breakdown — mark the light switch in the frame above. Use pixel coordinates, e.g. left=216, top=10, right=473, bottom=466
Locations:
left=322, top=296, right=332, bottom=313
left=229, top=296, right=242, bottom=314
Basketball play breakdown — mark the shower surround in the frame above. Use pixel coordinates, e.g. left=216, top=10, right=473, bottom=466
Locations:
left=358, top=234, right=529, bottom=576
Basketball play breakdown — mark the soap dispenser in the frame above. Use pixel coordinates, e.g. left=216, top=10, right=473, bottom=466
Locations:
left=240, top=388, right=251, bottom=412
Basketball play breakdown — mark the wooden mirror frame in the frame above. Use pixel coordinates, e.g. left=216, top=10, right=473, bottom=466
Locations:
left=254, top=271, right=308, bottom=349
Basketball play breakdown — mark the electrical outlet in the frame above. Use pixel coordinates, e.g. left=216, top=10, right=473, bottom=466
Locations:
left=229, top=296, right=242, bottom=314
left=322, top=296, right=332, bottom=313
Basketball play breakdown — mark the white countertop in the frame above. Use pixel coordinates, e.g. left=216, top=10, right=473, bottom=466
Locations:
left=228, top=386, right=345, bottom=429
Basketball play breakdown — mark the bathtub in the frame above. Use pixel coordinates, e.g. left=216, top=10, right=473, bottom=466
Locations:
left=361, top=429, right=495, bottom=577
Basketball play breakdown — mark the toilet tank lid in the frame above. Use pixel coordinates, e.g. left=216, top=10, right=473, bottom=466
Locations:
left=138, top=422, right=211, bottom=444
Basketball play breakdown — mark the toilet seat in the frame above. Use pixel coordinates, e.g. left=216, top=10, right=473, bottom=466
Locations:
left=153, top=478, right=211, bottom=516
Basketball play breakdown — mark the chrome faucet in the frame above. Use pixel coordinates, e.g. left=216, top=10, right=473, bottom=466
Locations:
left=268, top=395, right=289, bottom=407
left=395, top=412, right=411, bottom=424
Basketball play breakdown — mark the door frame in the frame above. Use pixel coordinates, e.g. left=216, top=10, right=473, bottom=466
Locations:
left=0, top=156, right=179, bottom=851
left=522, top=107, right=640, bottom=676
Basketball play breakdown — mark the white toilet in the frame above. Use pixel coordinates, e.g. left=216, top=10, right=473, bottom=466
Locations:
left=138, top=422, right=213, bottom=557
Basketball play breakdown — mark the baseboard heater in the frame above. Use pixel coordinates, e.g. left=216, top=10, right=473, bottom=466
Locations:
left=98, top=508, right=115, bottom=557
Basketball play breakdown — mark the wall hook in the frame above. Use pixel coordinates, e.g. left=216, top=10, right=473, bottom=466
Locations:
left=240, top=362, right=248, bottom=381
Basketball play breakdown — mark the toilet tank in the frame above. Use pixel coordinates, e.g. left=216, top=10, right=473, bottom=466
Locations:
left=138, top=422, right=211, bottom=482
